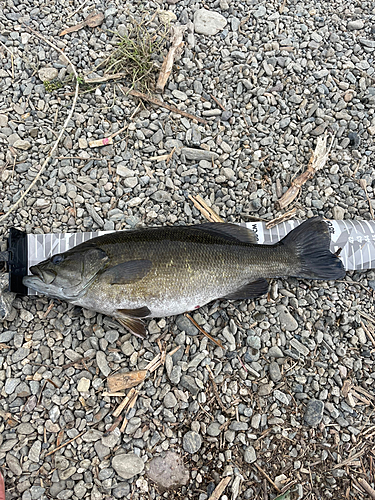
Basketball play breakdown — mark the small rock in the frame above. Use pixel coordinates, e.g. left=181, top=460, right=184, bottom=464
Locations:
left=207, top=422, right=222, bottom=437
left=254, top=6, right=267, bottom=18
left=158, top=10, right=177, bottom=24
left=183, top=431, right=202, bottom=454
left=332, top=206, right=345, bottom=220
left=277, top=305, right=298, bottom=331
left=269, top=361, right=282, bottom=382
left=13, top=139, right=32, bottom=150
left=6, top=453, right=22, bottom=475
left=180, top=375, right=199, bottom=396
left=163, top=392, right=177, bottom=408
left=96, top=351, right=111, bottom=377
left=347, top=19, right=364, bottom=30
left=0, top=114, right=8, bottom=127
left=124, top=177, right=138, bottom=188
left=304, top=399, right=324, bottom=426
left=78, top=138, right=88, bottom=149
left=258, top=383, right=273, bottom=396
left=181, top=147, right=219, bottom=161
left=268, top=346, right=284, bottom=358
left=38, top=67, right=59, bottom=81
left=82, top=429, right=103, bottom=442
left=176, top=315, right=198, bottom=335
left=77, top=377, right=90, bottom=392
left=146, top=451, right=189, bottom=492
left=30, top=486, right=46, bottom=499
left=29, top=440, right=42, bottom=462
left=172, top=90, right=188, bottom=101
left=194, top=9, right=227, bottom=35
left=151, top=190, right=172, bottom=203
left=112, top=453, right=145, bottom=479
left=116, top=164, right=134, bottom=177
left=348, top=132, right=360, bottom=148
left=5, top=378, right=20, bottom=395
left=244, top=446, right=257, bottom=463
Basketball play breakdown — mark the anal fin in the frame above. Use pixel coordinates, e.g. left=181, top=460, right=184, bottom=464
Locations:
left=116, top=306, right=151, bottom=339
left=223, top=278, right=269, bottom=300
left=117, top=316, right=147, bottom=339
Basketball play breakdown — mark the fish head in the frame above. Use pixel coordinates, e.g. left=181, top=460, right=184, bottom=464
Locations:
left=23, top=246, right=109, bottom=300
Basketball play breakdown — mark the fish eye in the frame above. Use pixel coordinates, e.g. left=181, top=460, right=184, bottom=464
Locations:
left=51, top=254, right=64, bottom=265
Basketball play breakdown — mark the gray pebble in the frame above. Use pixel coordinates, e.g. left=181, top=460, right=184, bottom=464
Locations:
left=244, top=446, right=257, bottom=463
left=207, top=422, right=222, bottom=437
left=194, top=9, right=227, bottom=35
left=277, top=305, right=298, bottom=331
left=112, top=453, right=144, bottom=479
left=183, top=431, right=202, bottom=453
left=269, top=361, right=282, bottom=382
left=304, top=399, right=324, bottom=427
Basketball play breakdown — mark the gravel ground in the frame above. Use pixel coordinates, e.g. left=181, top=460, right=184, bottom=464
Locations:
left=1, top=0, right=375, bottom=499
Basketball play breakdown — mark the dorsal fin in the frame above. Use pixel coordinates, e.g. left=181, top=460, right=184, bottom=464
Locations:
left=197, top=222, right=257, bottom=244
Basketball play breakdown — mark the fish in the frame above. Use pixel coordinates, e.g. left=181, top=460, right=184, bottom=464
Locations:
left=23, top=218, right=345, bottom=338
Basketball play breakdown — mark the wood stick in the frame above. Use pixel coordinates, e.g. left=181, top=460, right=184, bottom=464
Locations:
left=253, top=463, right=281, bottom=493
left=120, top=86, right=208, bottom=125
left=84, top=72, right=129, bottom=83
left=45, top=430, right=85, bottom=457
left=265, top=207, right=297, bottom=229
left=207, top=476, right=231, bottom=500
left=360, top=321, right=375, bottom=348
left=156, top=25, right=186, bottom=93
left=112, top=388, right=136, bottom=418
left=185, top=313, right=224, bottom=349
left=277, top=134, right=335, bottom=210
left=188, top=194, right=223, bottom=222
left=120, top=391, right=139, bottom=432
left=358, top=478, right=375, bottom=499
left=210, top=94, right=226, bottom=111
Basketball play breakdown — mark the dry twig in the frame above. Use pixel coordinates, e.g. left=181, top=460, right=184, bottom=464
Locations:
left=59, top=11, right=104, bottom=36
left=185, top=313, right=224, bottom=349
left=276, top=134, right=335, bottom=210
left=0, top=27, right=79, bottom=223
left=207, top=476, right=232, bottom=500
left=266, top=208, right=297, bottom=229
left=120, top=391, right=139, bottom=432
left=156, top=25, right=186, bottom=93
left=112, top=387, right=137, bottom=418
left=45, top=430, right=85, bottom=457
left=188, top=194, right=223, bottom=222
left=358, top=477, right=375, bottom=499
left=120, top=86, right=208, bottom=124
left=253, top=463, right=281, bottom=493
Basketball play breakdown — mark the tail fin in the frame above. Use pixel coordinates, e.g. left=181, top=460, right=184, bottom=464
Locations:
left=279, top=218, right=345, bottom=280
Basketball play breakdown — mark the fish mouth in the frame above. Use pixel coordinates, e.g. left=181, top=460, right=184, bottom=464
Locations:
left=23, top=266, right=56, bottom=291
left=30, top=265, right=56, bottom=285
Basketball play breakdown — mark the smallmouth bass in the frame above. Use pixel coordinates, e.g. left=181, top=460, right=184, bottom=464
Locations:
left=23, top=218, right=345, bottom=338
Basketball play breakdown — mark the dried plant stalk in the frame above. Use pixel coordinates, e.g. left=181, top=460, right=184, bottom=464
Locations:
left=107, top=370, right=147, bottom=392
left=207, top=476, right=231, bottom=500
left=156, top=25, right=186, bottom=93
left=188, top=194, right=223, bottom=222
left=265, top=207, right=297, bottom=229
left=277, top=134, right=335, bottom=210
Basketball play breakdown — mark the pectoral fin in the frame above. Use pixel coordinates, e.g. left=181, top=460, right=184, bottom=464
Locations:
left=116, top=306, right=151, bottom=339
left=224, top=278, right=269, bottom=300
left=103, top=260, right=152, bottom=285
